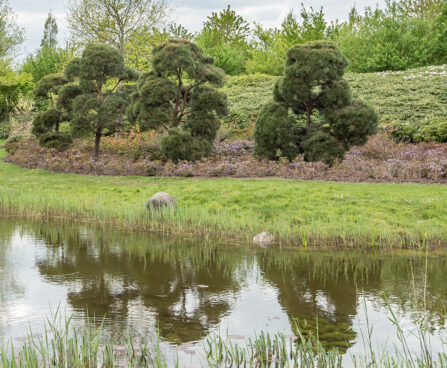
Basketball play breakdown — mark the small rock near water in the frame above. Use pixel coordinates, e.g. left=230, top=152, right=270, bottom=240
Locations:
left=253, top=232, right=275, bottom=247
left=147, top=192, right=177, bottom=210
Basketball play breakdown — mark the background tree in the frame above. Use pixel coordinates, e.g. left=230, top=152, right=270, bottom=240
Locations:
left=21, top=12, right=72, bottom=83
left=65, top=44, right=138, bottom=157
left=125, top=22, right=192, bottom=71
left=247, top=5, right=330, bottom=75
left=128, top=39, right=227, bottom=161
left=67, top=0, right=170, bottom=57
left=0, top=62, right=33, bottom=123
left=0, top=0, right=24, bottom=60
left=254, top=41, right=378, bottom=165
left=40, top=11, right=58, bottom=49
left=197, top=5, right=250, bottom=75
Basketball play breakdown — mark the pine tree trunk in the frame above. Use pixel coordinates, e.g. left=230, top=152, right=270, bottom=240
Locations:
left=93, top=130, right=101, bottom=158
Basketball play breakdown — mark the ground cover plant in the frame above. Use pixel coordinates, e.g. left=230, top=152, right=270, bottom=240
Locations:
left=2, top=142, right=447, bottom=248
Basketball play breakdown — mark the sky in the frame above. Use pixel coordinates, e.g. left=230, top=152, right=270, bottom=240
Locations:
left=10, top=0, right=386, bottom=57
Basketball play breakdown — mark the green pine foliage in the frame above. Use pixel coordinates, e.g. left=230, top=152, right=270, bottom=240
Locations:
left=255, top=41, right=378, bottom=165
left=38, top=131, right=73, bottom=151
left=64, top=44, right=138, bottom=157
left=129, top=39, right=228, bottom=162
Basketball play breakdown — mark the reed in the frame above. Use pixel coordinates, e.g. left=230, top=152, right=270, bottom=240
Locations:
left=1, top=306, right=445, bottom=368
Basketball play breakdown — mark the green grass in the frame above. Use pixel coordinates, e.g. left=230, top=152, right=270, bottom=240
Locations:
left=223, top=65, right=447, bottom=136
left=2, top=146, right=447, bottom=247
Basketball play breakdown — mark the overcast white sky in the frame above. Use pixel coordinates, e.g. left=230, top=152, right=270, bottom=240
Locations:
left=10, top=0, right=386, bottom=57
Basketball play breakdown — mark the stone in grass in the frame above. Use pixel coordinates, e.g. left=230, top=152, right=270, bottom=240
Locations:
left=147, top=192, right=177, bottom=211
left=253, top=232, right=275, bottom=248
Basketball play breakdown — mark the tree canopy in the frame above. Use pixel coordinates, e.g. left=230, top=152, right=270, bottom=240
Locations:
left=67, top=0, right=170, bottom=57
left=0, top=0, right=24, bottom=60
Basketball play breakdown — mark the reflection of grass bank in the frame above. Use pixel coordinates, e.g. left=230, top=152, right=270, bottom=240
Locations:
left=2, top=146, right=447, bottom=247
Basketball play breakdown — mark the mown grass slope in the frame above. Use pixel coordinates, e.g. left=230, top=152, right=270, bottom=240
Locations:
left=223, top=65, right=447, bottom=136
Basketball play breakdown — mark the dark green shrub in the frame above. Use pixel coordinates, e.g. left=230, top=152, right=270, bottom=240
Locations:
left=254, top=102, right=299, bottom=160
left=32, top=108, right=62, bottom=136
left=254, top=41, right=378, bottom=165
left=160, top=129, right=212, bottom=162
left=38, top=132, right=73, bottom=151
left=65, top=44, right=139, bottom=157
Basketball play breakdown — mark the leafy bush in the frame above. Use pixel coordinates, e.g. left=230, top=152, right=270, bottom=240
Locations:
left=160, top=129, right=212, bottom=162
left=32, top=108, right=62, bottom=136
left=39, top=132, right=73, bottom=151
left=5, top=135, right=26, bottom=154
left=0, top=121, right=10, bottom=138
left=414, top=119, right=447, bottom=143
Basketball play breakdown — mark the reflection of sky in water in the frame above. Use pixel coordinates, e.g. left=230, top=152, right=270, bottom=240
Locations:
left=0, top=222, right=446, bottom=366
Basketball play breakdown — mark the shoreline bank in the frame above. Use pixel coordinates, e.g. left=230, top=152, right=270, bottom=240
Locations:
left=2, top=146, right=447, bottom=248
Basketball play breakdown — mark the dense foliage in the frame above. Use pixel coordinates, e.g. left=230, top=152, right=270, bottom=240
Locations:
left=0, top=63, right=33, bottom=126
left=255, top=41, right=378, bottom=164
left=129, top=39, right=228, bottom=161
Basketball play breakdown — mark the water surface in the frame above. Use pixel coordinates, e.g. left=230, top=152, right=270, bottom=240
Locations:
left=0, top=219, right=446, bottom=364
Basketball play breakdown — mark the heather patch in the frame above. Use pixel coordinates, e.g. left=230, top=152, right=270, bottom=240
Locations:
left=7, top=134, right=447, bottom=183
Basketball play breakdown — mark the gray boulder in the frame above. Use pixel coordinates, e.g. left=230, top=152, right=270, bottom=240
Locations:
left=253, top=232, right=275, bottom=247
left=147, top=192, right=177, bottom=210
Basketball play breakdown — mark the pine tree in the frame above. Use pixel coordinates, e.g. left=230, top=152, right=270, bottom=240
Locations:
left=128, top=39, right=228, bottom=161
left=254, top=41, right=378, bottom=165
left=65, top=44, right=138, bottom=157
left=40, top=12, right=58, bottom=49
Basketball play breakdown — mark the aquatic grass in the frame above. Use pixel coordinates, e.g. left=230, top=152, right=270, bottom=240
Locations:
left=2, top=304, right=446, bottom=367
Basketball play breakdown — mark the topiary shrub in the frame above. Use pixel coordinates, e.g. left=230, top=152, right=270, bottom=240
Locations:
left=64, top=44, right=139, bottom=157
left=254, top=41, right=378, bottom=165
left=39, top=132, right=73, bottom=151
left=160, top=128, right=212, bottom=162
left=32, top=108, right=62, bottom=136
left=129, top=39, right=228, bottom=161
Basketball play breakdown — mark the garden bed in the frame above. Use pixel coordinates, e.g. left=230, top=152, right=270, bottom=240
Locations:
left=6, top=133, right=447, bottom=184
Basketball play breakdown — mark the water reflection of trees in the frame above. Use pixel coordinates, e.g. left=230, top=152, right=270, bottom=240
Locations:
left=30, top=222, right=245, bottom=343
left=4, top=220, right=447, bottom=349
left=257, top=249, right=447, bottom=352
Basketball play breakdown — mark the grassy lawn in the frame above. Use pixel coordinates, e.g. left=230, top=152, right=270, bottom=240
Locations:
left=1, top=145, right=447, bottom=247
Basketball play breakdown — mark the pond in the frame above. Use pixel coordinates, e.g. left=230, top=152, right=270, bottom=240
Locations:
left=0, top=219, right=446, bottom=366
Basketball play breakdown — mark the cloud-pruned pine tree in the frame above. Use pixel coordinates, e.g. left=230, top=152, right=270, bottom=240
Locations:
left=128, top=39, right=228, bottom=161
left=64, top=44, right=139, bottom=157
left=254, top=41, right=378, bottom=165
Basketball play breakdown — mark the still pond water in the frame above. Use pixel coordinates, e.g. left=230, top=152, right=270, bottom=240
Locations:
left=0, top=219, right=446, bottom=364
